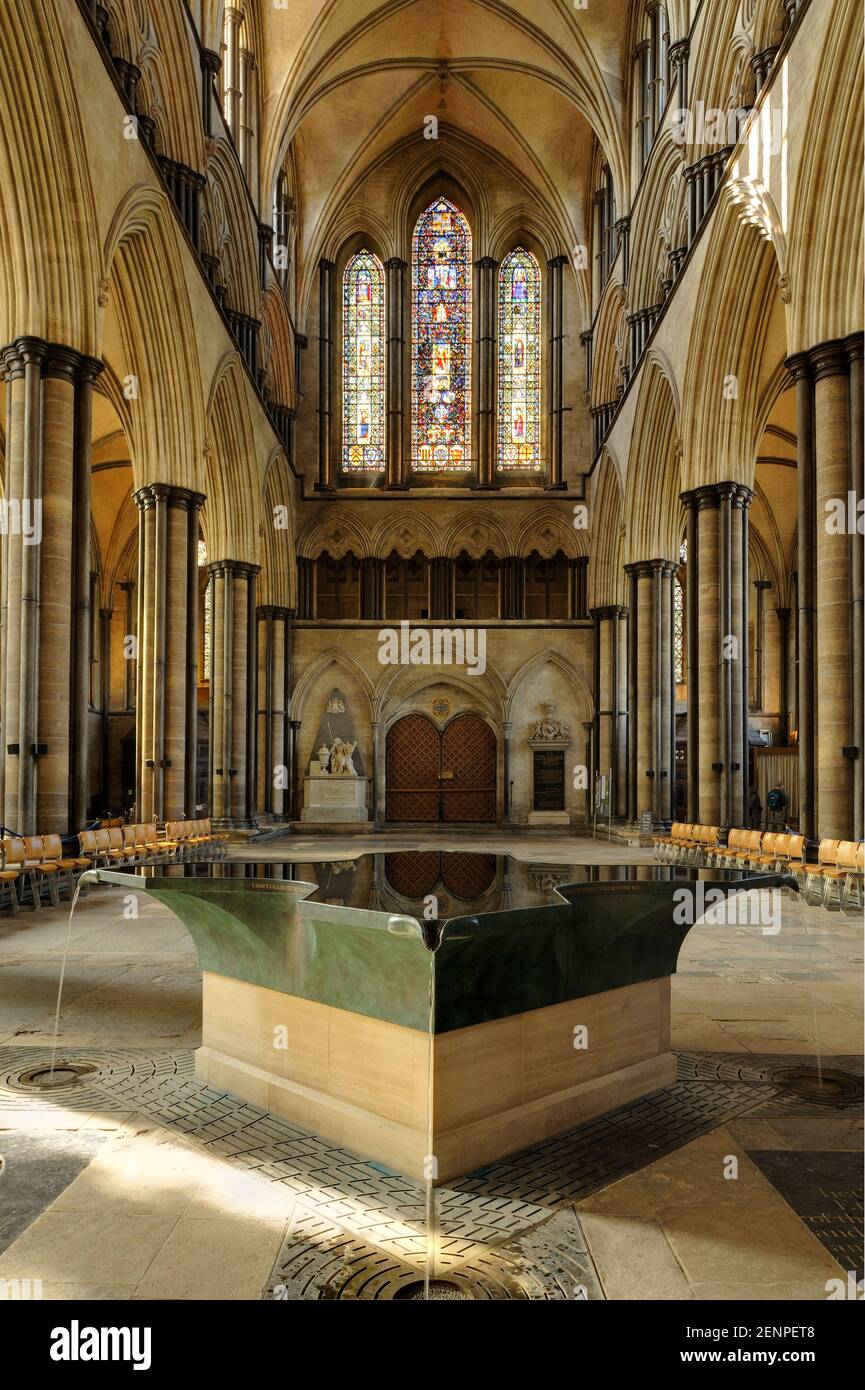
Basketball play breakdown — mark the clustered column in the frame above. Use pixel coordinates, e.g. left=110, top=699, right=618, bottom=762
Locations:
left=625, top=560, right=676, bottom=822
left=474, top=256, right=499, bottom=490
left=786, top=335, right=863, bottom=840
left=134, top=485, right=204, bottom=825
left=255, top=606, right=292, bottom=819
left=591, top=605, right=628, bottom=815
left=384, top=257, right=407, bottom=489
left=546, top=255, right=567, bottom=490
left=680, top=483, right=752, bottom=828
left=316, top=258, right=335, bottom=492
left=0, top=339, right=102, bottom=835
left=207, top=561, right=259, bottom=827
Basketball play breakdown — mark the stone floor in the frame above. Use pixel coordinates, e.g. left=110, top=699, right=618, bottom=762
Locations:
left=0, top=832, right=861, bottom=1301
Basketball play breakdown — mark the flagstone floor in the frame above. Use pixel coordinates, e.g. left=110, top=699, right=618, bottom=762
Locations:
left=0, top=832, right=860, bottom=1301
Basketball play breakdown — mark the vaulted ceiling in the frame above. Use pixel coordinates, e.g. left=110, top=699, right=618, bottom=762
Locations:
left=256, top=0, right=632, bottom=298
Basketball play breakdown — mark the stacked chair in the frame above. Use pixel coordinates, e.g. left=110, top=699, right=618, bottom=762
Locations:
left=0, top=818, right=226, bottom=912
left=652, top=820, right=863, bottom=914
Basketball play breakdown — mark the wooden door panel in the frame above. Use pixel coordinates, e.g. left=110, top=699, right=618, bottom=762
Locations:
left=440, top=715, right=496, bottom=822
left=385, top=715, right=439, bottom=821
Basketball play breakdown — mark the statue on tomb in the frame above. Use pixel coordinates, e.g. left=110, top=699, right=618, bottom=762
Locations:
left=328, top=738, right=358, bottom=776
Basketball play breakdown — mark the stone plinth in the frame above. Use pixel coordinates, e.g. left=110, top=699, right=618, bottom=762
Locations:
left=301, top=774, right=368, bottom=822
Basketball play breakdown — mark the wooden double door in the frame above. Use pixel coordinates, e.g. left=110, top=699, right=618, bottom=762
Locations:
left=385, top=714, right=497, bottom=822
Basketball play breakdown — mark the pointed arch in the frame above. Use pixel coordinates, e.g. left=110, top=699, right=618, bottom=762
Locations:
left=588, top=448, right=626, bottom=607
left=259, top=448, right=296, bottom=609
left=497, top=247, right=542, bottom=471
left=291, top=647, right=376, bottom=723
left=625, top=353, right=683, bottom=564
left=342, top=249, right=386, bottom=472
left=203, top=352, right=259, bottom=562
left=505, top=648, right=592, bottom=724
left=297, top=506, right=373, bottom=561
left=411, top=195, right=473, bottom=472
left=102, top=185, right=205, bottom=492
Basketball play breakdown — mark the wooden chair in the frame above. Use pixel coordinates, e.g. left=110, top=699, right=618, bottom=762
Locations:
left=41, top=833, right=88, bottom=899
left=802, top=840, right=841, bottom=903
left=2, top=838, right=40, bottom=909
left=820, top=840, right=863, bottom=910
left=22, top=836, right=61, bottom=906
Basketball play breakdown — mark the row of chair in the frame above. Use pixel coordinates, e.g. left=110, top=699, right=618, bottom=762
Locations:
left=653, top=823, right=864, bottom=911
left=0, top=819, right=226, bottom=912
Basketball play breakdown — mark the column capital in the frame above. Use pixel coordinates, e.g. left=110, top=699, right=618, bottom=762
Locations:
left=133, top=483, right=206, bottom=512
left=384, top=256, right=407, bottom=272
left=590, top=604, right=628, bottom=620
left=844, top=330, right=864, bottom=365
left=474, top=255, right=499, bottom=271
left=547, top=254, right=568, bottom=271
left=754, top=578, right=773, bottom=591
left=807, top=338, right=851, bottom=381
left=200, top=47, right=221, bottom=77
left=318, top=257, right=336, bottom=274
left=785, top=349, right=813, bottom=381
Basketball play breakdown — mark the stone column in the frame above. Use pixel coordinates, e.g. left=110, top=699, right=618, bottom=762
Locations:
left=316, top=259, right=335, bottom=492
left=591, top=605, right=627, bottom=816
left=753, top=579, right=771, bottom=709
left=270, top=609, right=287, bottom=817
left=0, top=339, right=102, bottom=834
left=683, top=490, right=700, bottom=819
left=135, top=485, right=204, bottom=824
left=811, top=339, right=855, bottom=838
left=692, top=489, right=723, bottom=822
left=569, top=555, right=588, bottom=619
left=625, top=560, right=676, bottom=823
left=775, top=606, right=790, bottom=743
left=360, top=557, right=386, bottom=620
left=681, top=483, right=751, bottom=828
left=223, top=6, right=242, bottom=134
left=786, top=350, right=816, bottom=836
left=208, top=560, right=257, bottom=827
left=546, top=255, right=567, bottom=490
left=185, top=496, right=203, bottom=815
left=499, top=557, right=525, bottom=620
left=384, top=257, right=407, bottom=489
left=429, top=557, right=455, bottom=621
left=847, top=334, right=864, bottom=838
left=474, top=256, right=499, bottom=490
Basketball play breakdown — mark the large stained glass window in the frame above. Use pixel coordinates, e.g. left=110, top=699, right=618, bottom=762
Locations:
left=497, top=248, right=542, bottom=470
left=411, top=197, right=472, bottom=471
left=342, top=250, right=385, bottom=471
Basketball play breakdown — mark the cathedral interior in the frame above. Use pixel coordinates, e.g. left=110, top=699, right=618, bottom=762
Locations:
left=0, top=0, right=862, bottom=1323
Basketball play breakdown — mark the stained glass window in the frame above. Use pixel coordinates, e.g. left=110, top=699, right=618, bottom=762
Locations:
left=674, top=538, right=686, bottom=684
left=342, top=250, right=385, bottom=471
left=411, top=197, right=472, bottom=471
left=497, top=248, right=542, bottom=470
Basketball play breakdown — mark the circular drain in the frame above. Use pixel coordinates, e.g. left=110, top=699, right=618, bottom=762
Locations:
left=772, top=1065, right=863, bottom=1107
left=393, top=1280, right=472, bottom=1301
left=14, top=1061, right=98, bottom=1091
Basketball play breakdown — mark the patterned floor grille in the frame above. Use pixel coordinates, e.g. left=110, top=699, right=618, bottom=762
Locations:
left=0, top=1048, right=860, bottom=1298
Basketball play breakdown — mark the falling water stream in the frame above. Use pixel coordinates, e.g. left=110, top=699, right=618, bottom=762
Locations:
left=47, top=875, right=88, bottom=1082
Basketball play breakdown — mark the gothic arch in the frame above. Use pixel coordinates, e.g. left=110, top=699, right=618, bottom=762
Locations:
left=625, top=354, right=683, bottom=564
left=505, top=648, right=592, bottom=725
left=258, top=448, right=296, bottom=609
left=203, top=352, right=259, bottom=563
left=297, top=506, right=373, bottom=561
left=588, top=447, right=626, bottom=607
left=292, top=648, right=376, bottom=723
left=680, top=190, right=782, bottom=491
left=101, top=184, right=205, bottom=492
